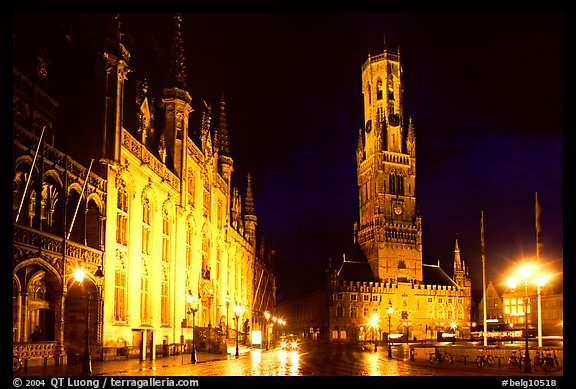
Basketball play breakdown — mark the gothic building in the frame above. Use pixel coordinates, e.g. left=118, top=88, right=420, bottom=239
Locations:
left=12, top=14, right=276, bottom=366
left=326, top=46, right=473, bottom=342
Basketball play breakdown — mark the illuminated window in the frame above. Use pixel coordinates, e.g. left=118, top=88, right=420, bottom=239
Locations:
left=142, top=197, right=151, bottom=255
left=141, top=264, right=150, bottom=324
left=186, top=224, right=193, bottom=268
left=161, top=267, right=170, bottom=325
left=116, top=181, right=128, bottom=245
left=114, top=264, right=126, bottom=321
left=367, top=81, right=372, bottom=104
left=187, top=170, right=195, bottom=207
left=162, top=209, right=170, bottom=262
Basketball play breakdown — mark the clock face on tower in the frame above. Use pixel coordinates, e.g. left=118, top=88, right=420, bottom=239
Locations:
left=393, top=202, right=403, bottom=216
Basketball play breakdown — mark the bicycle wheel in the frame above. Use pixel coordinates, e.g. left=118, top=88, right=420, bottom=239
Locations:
left=445, top=353, right=454, bottom=365
left=13, top=356, right=21, bottom=373
left=507, top=356, right=515, bottom=368
left=476, top=356, right=484, bottom=368
left=487, top=354, right=495, bottom=367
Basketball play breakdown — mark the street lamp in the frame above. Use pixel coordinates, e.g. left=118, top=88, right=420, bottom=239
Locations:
left=387, top=300, right=393, bottom=358
left=74, top=266, right=103, bottom=376
left=234, top=302, right=243, bottom=358
left=186, top=291, right=199, bottom=363
left=207, top=289, right=213, bottom=353
left=272, top=316, right=277, bottom=347
left=507, top=263, right=534, bottom=373
left=370, top=313, right=379, bottom=352
left=225, top=292, right=230, bottom=339
left=264, top=311, right=271, bottom=350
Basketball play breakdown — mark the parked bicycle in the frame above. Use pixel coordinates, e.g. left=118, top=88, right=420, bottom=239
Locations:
left=428, top=348, right=454, bottom=365
left=534, top=350, right=559, bottom=372
left=13, top=352, right=22, bottom=373
left=507, top=350, right=523, bottom=369
left=476, top=350, right=495, bottom=368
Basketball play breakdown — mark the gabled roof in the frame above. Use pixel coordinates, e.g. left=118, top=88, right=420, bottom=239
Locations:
left=337, top=260, right=376, bottom=283
left=336, top=243, right=375, bottom=282
left=422, top=263, right=458, bottom=287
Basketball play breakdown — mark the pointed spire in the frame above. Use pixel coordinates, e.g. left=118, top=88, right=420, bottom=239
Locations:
left=244, top=172, right=255, bottom=216
left=167, top=14, right=187, bottom=90
left=383, top=29, right=387, bottom=52
left=217, top=94, right=230, bottom=155
left=454, top=239, right=462, bottom=272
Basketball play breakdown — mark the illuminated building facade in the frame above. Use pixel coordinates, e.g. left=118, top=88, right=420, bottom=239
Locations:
left=327, top=46, right=473, bottom=342
left=12, top=14, right=276, bottom=366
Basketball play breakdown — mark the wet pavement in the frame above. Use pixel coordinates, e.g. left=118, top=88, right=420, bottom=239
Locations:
left=14, top=343, right=564, bottom=377
left=14, top=345, right=253, bottom=376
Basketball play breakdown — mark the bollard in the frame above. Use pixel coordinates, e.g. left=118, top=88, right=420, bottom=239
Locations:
left=410, top=347, right=415, bottom=361
left=462, top=355, right=469, bottom=365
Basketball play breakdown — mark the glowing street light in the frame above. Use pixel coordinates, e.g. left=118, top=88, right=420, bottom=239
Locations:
left=225, top=292, right=230, bottom=339
left=234, top=302, right=243, bottom=358
left=387, top=300, right=394, bottom=358
left=264, top=311, right=271, bottom=350
left=507, top=263, right=538, bottom=373
left=370, top=313, right=379, bottom=352
left=74, top=266, right=103, bottom=376
left=186, top=291, right=199, bottom=363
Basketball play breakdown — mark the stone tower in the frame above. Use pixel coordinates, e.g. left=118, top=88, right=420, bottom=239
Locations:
left=355, top=46, right=423, bottom=284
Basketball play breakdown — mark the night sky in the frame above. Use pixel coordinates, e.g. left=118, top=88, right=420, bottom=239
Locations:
left=12, top=13, right=564, bottom=304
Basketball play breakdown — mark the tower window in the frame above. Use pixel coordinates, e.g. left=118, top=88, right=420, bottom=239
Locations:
left=376, top=79, right=383, bottom=100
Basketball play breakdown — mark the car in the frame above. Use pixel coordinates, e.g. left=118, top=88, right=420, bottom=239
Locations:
left=280, top=335, right=299, bottom=350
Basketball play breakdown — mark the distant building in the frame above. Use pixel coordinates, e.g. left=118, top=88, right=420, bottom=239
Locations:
left=477, top=281, right=505, bottom=324
left=281, top=46, right=473, bottom=343
left=500, top=283, right=563, bottom=337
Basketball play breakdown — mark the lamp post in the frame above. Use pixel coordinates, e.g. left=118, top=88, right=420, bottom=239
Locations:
left=387, top=300, right=393, bottom=358
left=370, top=313, right=378, bottom=352
left=264, top=311, right=271, bottom=350
left=234, top=302, right=243, bottom=358
left=272, top=316, right=277, bottom=347
left=186, top=291, right=199, bottom=363
left=74, top=266, right=103, bottom=376
left=225, top=292, right=230, bottom=339
left=207, top=289, right=213, bottom=353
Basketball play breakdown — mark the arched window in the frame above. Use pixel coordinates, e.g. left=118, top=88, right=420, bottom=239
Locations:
left=186, top=223, right=194, bottom=268
left=367, top=81, right=372, bottom=104
left=116, top=181, right=128, bottom=245
left=142, top=197, right=151, bottom=255
left=140, top=262, right=150, bottom=324
left=162, top=209, right=170, bottom=262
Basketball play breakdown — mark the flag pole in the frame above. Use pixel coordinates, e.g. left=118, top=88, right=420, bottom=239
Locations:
left=66, top=159, right=94, bottom=240
left=15, top=126, right=46, bottom=223
left=481, top=210, right=488, bottom=347
left=535, top=192, right=543, bottom=347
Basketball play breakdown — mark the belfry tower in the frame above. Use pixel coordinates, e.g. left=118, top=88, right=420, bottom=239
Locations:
left=355, top=46, right=423, bottom=284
